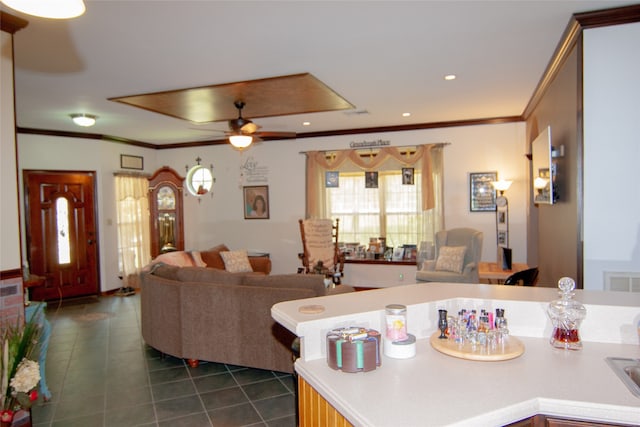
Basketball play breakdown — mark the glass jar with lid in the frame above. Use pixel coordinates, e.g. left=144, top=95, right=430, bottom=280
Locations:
left=385, top=304, right=408, bottom=342
left=547, top=277, right=586, bottom=350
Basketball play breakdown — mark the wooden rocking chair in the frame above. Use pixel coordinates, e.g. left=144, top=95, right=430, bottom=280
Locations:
left=298, top=218, right=344, bottom=277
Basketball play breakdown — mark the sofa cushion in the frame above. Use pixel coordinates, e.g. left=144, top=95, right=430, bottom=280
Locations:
left=176, top=266, right=246, bottom=286
left=242, top=274, right=326, bottom=297
left=200, top=244, right=230, bottom=270
left=150, top=263, right=181, bottom=280
left=435, top=246, right=467, bottom=273
left=220, top=250, right=253, bottom=273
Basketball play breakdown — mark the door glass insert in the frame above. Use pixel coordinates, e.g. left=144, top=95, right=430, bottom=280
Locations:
left=56, top=197, right=71, bottom=264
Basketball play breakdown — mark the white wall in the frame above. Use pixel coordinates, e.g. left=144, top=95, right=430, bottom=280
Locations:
left=17, top=134, right=157, bottom=292
left=583, top=22, right=640, bottom=290
left=16, top=121, right=526, bottom=289
left=158, top=121, right=528, bottom=275
left=1, top=31, right=21, bottom=271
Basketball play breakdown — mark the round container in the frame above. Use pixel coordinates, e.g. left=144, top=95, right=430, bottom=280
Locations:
left=385, top=304, right=408, bottom=342
left=384, top=333, right=416, bottom=359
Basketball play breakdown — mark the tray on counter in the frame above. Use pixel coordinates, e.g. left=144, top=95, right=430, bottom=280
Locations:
left=429, top=332, right=524, bottom=361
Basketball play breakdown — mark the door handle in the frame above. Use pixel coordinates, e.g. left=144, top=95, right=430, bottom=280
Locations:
left=88, top=239, right=94, bottom=245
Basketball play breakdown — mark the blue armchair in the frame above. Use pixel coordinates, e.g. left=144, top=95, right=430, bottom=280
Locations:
left=415, top=228, right=483, bottom=283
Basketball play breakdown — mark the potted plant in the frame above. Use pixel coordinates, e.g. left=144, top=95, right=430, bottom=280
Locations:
left=0, top=308, right=43, bottom=426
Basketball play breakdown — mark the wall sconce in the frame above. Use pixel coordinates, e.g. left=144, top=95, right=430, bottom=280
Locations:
left=492, top=179, right=512, bottom=270
left=70, top=113, right=97, bottom=127
left=491, top=180, right=512, bottom=196
left=185, top=157, right=214, bottom=202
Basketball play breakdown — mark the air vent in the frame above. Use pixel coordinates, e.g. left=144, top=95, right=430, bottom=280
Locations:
left=604, top=271, right=640, bottom=292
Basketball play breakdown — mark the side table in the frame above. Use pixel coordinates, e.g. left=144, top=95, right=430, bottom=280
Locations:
left=23, top=275, right=45, bottom=306
left=478, top=262, right=530, bottom=284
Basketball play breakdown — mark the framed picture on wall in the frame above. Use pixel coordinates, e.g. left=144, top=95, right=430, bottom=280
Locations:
left=120, top=154, right=143, bottom=170
left=243, top=185, right=269, bottom=219
left=325, top=171, right=339, bottom=188
left=402, top=167, right=414, bottom=185
left=365, top=171, right=378, bottom=188
left=469, top=171, right=497, bottom=212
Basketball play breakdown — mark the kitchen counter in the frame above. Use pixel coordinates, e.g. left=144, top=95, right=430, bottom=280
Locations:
left=272, top=283, right=640, bottom=426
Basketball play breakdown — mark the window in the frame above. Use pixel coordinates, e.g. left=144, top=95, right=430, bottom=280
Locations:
left=304, top=144, right=445, bottom=250
left=327, top=170, right=422, bottom=248
left=115, top=175, right=151, bottom=286
left=55, top=197, right=71, bottom=264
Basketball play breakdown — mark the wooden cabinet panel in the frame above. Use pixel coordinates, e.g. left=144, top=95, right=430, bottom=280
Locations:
left=298, top=376, right=353, bottom=427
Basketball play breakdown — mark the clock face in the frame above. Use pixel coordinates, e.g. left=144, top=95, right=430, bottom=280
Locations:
left=496, top=196, right=507, bottom=207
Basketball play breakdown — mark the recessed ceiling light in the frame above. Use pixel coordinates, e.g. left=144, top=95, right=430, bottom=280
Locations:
left=70, top=113, right=97, bottom=127
left=402, top=112, right=411, bottom=117
left=444, top=74, right=457, bottom=81
left=302, top=121, right=311, bottom=126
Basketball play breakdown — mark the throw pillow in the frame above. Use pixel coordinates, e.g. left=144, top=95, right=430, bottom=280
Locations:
left=435, top=246, right=467, bottom=273
left=220, top=250, right=253, bottom=273
left=149, top=251, right=196, bottom=268
left=190, top=251, right=207, bottom=267
left=200, top=244, right=230, bottom=269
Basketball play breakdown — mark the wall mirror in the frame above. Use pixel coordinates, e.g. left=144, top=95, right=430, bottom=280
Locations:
left=531, top=126, right=557, bottom=204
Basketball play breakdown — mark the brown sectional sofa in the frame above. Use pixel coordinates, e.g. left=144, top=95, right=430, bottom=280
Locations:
left=140, top=264, right=354, bottom=373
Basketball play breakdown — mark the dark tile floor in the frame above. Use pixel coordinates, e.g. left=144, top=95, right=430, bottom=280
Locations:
left=30, top=293, right=297, bottom=427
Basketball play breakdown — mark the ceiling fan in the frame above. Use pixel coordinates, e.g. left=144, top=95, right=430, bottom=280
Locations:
left=224, top=101, right=297, bottom=149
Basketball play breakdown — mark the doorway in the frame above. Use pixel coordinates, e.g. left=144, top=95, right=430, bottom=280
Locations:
left=23, top=170, right=100, bottom=301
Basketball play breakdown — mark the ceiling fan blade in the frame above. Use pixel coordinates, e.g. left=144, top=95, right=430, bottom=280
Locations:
left=240, top=122, right=260, bottom=134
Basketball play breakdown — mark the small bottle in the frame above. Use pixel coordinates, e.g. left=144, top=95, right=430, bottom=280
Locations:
left=385, top=304, right=408, bottom=342
left=495, top=308, right=509, bottom=339
left=547, top=277, right=586, bottom=350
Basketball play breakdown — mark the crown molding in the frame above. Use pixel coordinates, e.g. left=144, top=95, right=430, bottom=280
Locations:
left=523, top=4, right=640, bottom=119
left=19, top=116, right=524, bottom=150
left=17, top=127, right=157, bottom=149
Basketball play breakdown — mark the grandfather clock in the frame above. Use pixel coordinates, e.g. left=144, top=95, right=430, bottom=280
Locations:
left=148, top=166, right=184, bottom=258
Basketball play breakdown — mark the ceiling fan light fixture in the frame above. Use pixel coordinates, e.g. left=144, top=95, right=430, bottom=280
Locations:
left=229, top=134, right=252, bottom=149
left=2, top=0, right=86, bottom=19
left=70, top=113, right=97, bottom=127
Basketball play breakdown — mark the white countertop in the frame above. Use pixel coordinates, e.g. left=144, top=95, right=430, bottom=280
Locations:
left=272, top=283, right=640, bottom=426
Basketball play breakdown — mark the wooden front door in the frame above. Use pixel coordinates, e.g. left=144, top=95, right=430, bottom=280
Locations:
left=24, top=171, right=99, bottom=301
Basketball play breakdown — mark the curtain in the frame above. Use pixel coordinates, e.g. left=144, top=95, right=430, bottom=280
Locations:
left=304, top=144, right=444, bottom=245
left=115, top=175, right=151, bottom=287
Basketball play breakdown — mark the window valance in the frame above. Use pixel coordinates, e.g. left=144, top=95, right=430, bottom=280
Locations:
left=304, top=144, right=444, bottom=218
